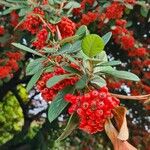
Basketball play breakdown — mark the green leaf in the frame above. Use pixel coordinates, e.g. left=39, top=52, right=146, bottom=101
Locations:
left=48, top=0, right=58, bottom=5
left=48, top=0, right=54, bottom=4
left=95, top=66, right=140, bottom=81
left=91, top=75, right=106, bottom=87
left=64, top=1, right=80, bottom=9
left=76, top=25, right=89, bottom=38
left=18, top=7, right=31, bottom=16
left=140, top=7, right=148, bottom=17
left=75, top=74, right=88, bottom=89
left=26, top=58, right=45, bottom=75
left=2, top=5, right=26, bottom=15
left=44, top=66, right=53, bottom=73
left=63, top=66, right=81, bottom=75
left=69, top=41, right=82, bottom=53
left=64, top=54, right=79, bottom=66
left=58, top=41, right=82, bottom=54
left=48, top=86, right=75, bottom=123
left=43, top=47, right=56, bottom=53
left=56, top=113, right=79, bottom=141
left=26, top=69, right=43, bottom=92
left=2, top=8, right=14, bottom=15
left=59, top=35, right=79, bottom=45
left=58, top=43, right=72, bottom=54
left=12, top=43, right=43, bottom=57
left=49, top=16, right=61, bottom=24
left=102, top=32, right=112, bottom=45
left=96, top=51, right=108, bottom=62
left=124, top=3, right=133, bottom=9
left=97, top=60, right=121, bottom=66
left=46, top=74, right=71, bottom=88
left=81, top=34, right=105, bottom=57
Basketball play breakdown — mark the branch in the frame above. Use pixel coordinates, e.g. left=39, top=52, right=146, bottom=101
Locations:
left=111, top=93, right=150, bottom=101
left=11, top=88, right=28, bottom=116
left=30, top=109, right=46, bottom=121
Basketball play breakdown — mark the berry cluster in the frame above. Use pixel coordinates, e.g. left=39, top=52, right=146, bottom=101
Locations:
left=77, top=12, right=99, bottom=27
left=65, top=87, right=120, bottom=134
left=105, top=2, right=125, bottom=20
left=22, top=8, right=44, bottom=34
left=0, top=51, right=22, bottom=79
left=32, top=27, right=48, bottom=49
left=36, top=67, right=78, bottom=101
left=112, top=19, right=147, bottom=56
left=57, top=17, right=76, bottom=39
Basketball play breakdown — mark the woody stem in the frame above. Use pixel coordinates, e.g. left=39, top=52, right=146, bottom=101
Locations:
left=110, top=93, right=150, bottom=101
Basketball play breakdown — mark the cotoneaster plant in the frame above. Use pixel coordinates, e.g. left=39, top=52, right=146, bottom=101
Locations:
left=12, top=26, right=144, bottom=149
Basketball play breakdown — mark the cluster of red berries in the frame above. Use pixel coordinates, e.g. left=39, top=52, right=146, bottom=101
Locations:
left=32, top=27, right=48, bottom=49
left=121, top=35, right=135, bottom=50
left=65, top=87, right=120, bottom=134
left=57, top=17, right=76, bottom=39
left=73, top=0, right=95, bottom=16
left=78, top=12, right=99, bottom=26
left=22, top=8, right=44, bottom=34
left=128, top=47, right=147, bottom=57
left=112, top=19, right=149, bottom=95
left=36, top=67, right=78, bottom=101
left=105, top=2, right=125, bottom=20
left=112, top=19, right=147, bottom=56
left=0, top=51, right=22, bottom=79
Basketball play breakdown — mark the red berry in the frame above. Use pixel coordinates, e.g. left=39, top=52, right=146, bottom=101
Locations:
left=91, top=90, right=99, bottom=97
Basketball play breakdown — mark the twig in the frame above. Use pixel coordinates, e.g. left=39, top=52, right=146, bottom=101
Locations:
left=110, top=93, right=150, bottom=101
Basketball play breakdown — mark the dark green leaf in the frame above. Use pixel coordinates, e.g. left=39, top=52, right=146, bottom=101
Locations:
left=12, top=43, right=43, bottom=57
left=75, top=74, right=88, bottom=89
left=58, top=41, right=82, bottom=54
left=46, top=74, right=71, bottom=88
left=26, top=58, right=45, bottom=75
left=58, top=43, right=72, bottom=54
left=95, top=66, right=140, bottom=81
left=26, top=69, right=43, bottom=92
left=64, top=54, right=79, bottom=66
left=48, top=86, right=75, bottom=122
left=59, top=35, right=79, bottom=45
left=63, top=66, right=81, bottom=75
left=64, top=2, right=80, bottom=9
left=56, top=113, right=79, bottom=141
left=140, top=7, right=148, bottom=17
left=81, top=34, right=105, bottom=57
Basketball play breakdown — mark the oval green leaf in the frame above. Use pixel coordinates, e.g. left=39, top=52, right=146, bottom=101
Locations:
left=81, top=34, right=105, bottom=58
